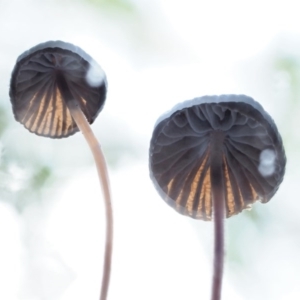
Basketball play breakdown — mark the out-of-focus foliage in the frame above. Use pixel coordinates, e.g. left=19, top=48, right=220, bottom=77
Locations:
left=275, top=56, right=300, bottom=104
left=85, top=0, right=136, bottom=13
left=273, top=54, right=300, bottom=149
left=0, top=105, right=54, bottom=213
left=0, top=106, right=8, bottom=137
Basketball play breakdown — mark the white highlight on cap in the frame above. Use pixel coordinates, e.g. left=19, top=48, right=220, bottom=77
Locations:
left=258, top=149, right=276, bottom=177
left=86, top=61, right=105, bottom=87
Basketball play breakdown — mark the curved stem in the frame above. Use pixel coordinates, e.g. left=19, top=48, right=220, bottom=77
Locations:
left=210, top=132, right=225, bottom=300
left=67, top=100, right=113, bottom=300
left=56, top=72, right=113, bottom=300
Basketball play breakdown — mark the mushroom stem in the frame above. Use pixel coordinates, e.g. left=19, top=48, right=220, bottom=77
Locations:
left=67, top=101, right=112, bottom=300
left=56, top=73, right=112, bottom=300
left=210, top=132, right=225, bottom=300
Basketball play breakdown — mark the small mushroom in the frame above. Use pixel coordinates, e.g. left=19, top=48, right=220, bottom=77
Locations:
left=9, top=41, right=112, bottom=300
left=149, top=94, right=286, bottom=300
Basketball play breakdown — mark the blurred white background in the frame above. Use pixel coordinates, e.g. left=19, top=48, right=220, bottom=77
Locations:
left=0, top=0, right=299, bottom=299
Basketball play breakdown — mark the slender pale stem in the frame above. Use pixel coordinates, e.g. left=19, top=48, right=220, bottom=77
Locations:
left=67, top=100, right=113, bottom=300
left=210, top=131, right=225, bottom=300
left=56, top=72, right=113, bottom=300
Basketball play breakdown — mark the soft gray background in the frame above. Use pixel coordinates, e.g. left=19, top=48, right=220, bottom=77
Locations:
left=0, top=0, right=298, bottom=299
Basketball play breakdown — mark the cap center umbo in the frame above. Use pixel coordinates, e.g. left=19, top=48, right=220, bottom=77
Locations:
left=209, top=130, right=226, bottom=155
left=209, top=130, right=226, bottom=217
left=54, top=69, right=75, bottom=105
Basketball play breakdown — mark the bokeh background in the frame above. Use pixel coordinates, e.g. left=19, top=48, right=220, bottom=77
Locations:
left=0, top=0, right=298, bottom=299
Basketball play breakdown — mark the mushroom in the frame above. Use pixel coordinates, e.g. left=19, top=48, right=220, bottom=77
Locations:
left=9, top=41, right=112, bottom=300
left=149, top=94, right=286, bottom=300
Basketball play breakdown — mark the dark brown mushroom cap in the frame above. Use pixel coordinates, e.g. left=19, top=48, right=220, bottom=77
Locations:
left=149, top=95, right=286, bottom=220
left=9, top=41, right=107, bottom=138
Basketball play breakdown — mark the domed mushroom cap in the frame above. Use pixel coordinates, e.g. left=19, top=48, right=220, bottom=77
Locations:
left=149, top=95, right=286, bottom=220
left=9, top=41, right=107, bottom=138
